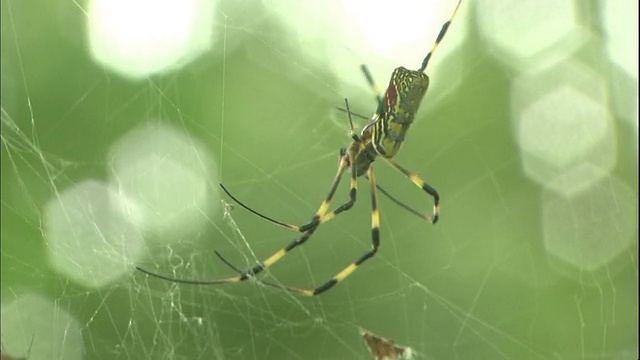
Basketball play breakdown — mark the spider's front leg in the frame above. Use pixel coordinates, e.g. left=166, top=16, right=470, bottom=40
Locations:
left=215, top=147, right=360, bottom=279
left=221, top=144, right=362, bottom=233
left=299, top=146, right=361, bottom=232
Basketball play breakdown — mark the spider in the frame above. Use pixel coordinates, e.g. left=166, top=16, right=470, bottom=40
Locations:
left=136, top=0, right=463, bottom=296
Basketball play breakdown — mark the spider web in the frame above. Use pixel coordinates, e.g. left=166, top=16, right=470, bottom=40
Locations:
left=1, top=1, right=638, bottom=359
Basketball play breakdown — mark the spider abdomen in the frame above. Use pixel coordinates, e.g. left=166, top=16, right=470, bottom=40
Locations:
left=370, top=67, right=430, bottom=158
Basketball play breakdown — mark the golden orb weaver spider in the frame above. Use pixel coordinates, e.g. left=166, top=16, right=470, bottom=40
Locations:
left=136, top=0, right=463, bottom=296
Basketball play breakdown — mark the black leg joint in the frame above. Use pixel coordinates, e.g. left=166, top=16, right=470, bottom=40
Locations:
left=300, top=215, right=320, bottom=232
left=313, top=278, right=338, bottom=296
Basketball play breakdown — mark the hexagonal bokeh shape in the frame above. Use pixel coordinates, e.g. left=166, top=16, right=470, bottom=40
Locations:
left=601, top=1, right=639, bottom=132
left=601, top=1, right=638, bottom=79
left=542, top=175, right=637, bottom=276
left=44, top=180, right=146, bottom=288
left=511, top=60, right=616, bottom=196
left=1, top=293, right=83, bottom=359
left=87, top=0, right=216, bottom=79
left=518, top=86, right=614, bottom=194
left=107, top=122, right=218, bottom=241
left=476, top=0, right=589, bottom=70
left=520, top=86, right=609, bottom=166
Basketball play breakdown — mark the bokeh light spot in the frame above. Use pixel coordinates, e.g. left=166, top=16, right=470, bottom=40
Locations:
left=107, top=122, right=218, bottom=241
left=1, top=293, right=83, bottom=360
left=512, top=60, right=616, bottom=196
left=542, top=175, right=637, bottom=275
left=44, top=180, right=145, bottom=288
left=87, top=0, right=216, bottom=79
left=476, top=0, right=589, bottom=70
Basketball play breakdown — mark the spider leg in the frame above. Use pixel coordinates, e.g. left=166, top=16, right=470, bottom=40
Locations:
left=334, top=106, right=370, bottom=121
left=382, top=157, right=439, bottom=223
left=215, top=151, right=360, bottom=279
left=251, top=165, right=381, bottom=296
left=138, top=149, right=361, bottom=285
left=135, top=265, right=244, bottom=285
left=373, top=180, right=433, bottom=222
left=419, top=0, right=463, bottom=72
left=221, top=149, right=362, bottom=233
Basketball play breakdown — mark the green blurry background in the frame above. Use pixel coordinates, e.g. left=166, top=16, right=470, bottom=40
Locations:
left=1, top=0, right=637, bottom=359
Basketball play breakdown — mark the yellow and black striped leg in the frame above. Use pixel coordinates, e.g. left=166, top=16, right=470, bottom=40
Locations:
left=139, top=154, right=354, bottom=285
left=306, top=154, right=359, bottom=230
left=383, top=158, right=439, bottom=224
left=419, top=0, right=462, bottom=72
left=220, top=151, right=349, bottom=232
left=313, top=165, right=381, bottom=295
left=300, top=101, right=366, bottom=229
left=214, top=151, right=361, bottom=281
left=262, top=165, right=381, bottom=296
left=213, top=226, right=320, bottom=280
left=221, top=147, right=359, bottom=234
